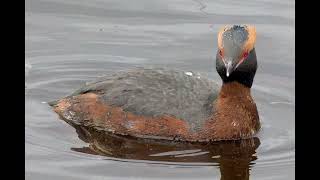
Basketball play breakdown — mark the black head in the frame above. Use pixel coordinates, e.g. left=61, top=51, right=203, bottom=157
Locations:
left=216, top=25, right=257, bottom=88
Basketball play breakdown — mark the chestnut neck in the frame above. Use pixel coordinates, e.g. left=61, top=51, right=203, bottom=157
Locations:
left=219, top=82, right=251, bottom=98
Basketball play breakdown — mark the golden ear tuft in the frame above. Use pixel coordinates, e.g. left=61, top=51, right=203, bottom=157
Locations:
left=217, top=25, right=231, bottom=49
left=243, top=25, right=257, bottom=51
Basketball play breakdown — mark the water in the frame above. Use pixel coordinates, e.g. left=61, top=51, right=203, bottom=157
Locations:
left=25, top=0, right=295, bottom=179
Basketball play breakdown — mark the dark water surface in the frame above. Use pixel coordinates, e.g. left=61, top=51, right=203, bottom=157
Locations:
left=25, top=0, right=294, bottom=179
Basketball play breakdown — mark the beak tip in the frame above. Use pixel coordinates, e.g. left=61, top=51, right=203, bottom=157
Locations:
left=224, top=59, right=234, bottom=77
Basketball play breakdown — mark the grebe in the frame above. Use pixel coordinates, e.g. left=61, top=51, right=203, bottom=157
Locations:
left=50, top=24, right=260, bottom=142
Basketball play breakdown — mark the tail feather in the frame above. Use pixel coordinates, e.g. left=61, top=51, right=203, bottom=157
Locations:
left=48, top=100, right=59, bottom=106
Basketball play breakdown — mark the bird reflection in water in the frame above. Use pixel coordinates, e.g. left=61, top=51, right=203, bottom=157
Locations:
left=68, top=122, right=260, bottom=180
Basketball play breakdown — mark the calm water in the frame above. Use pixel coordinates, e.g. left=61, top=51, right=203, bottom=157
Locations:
left=25, top=0, right=295, bottom=179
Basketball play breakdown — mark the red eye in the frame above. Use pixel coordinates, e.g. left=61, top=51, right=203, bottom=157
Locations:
left=243, top=51, right=249, bottom=58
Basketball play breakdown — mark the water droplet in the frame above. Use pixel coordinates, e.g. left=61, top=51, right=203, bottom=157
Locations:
left=185, top=72, right=193, bottom=76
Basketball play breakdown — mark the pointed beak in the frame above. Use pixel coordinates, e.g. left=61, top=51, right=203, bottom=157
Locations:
left=223, top=59, right=234, bottom=77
